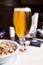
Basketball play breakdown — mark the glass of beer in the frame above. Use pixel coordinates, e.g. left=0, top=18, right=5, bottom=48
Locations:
left=13, top=7, right=32, bottom=51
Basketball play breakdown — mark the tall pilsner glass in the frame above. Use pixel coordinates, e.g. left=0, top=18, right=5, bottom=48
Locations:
left=13, top=7, right=32, bottom=51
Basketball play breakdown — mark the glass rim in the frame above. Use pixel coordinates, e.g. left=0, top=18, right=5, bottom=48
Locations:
left=14, top=7, right=31, bottom=12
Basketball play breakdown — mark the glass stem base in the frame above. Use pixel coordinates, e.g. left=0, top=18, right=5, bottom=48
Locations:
left=19, top=38, right=26, bottom=52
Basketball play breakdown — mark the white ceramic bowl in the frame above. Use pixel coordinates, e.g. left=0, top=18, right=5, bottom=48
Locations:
left=0, top=39, right=19, bottom=65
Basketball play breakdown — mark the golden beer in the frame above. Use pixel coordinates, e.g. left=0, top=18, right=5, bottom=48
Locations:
left=13, top=8, right=32, bottom=37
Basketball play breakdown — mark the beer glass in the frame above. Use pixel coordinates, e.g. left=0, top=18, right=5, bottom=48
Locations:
left=13, top=7, right=32, bottom=51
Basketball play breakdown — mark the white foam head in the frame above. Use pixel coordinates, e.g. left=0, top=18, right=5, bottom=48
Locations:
left=14, top=7, right=31, bottom=12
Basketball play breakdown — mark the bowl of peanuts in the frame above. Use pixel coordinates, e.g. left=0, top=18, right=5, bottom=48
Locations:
left=0, top=39, right=19, bottom=65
